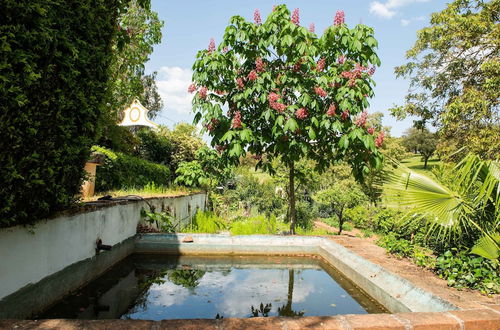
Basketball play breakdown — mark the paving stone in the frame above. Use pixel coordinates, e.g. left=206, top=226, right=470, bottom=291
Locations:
left=397, top=312, right=461, bottom=330
left=449, top=309, right=500, bottom=330
left=283, top=316, right=343, bottom=330
left=344, top=314, right=405, bottom=330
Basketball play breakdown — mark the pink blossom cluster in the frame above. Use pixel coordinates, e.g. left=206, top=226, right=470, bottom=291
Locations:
left=268, top=92, right=286, bottom=113
left=215, top=90, right=225, bottom=95
left=368, top=66, right=376, bottom=76
left=187, top=83, right=197, bottom=93
left=198, top=86, right=208, bottom=99
left=291, top=8, right=300, bottom=26
left=355, top=111, right=368, bottom=127
left=316, top=58, right=325, bottom=71
left=296, top=107, right=308, bottom=120
left=309, top=23, right=315, bottom=33
left=367, top=127, right=375, bottom=135
left=338, top=55, right=346, bottom=64
left=314, top=86, right=327, bottom=98
left=341, top=64, right=366, bottom=87
left=254, top=9, right=262, bottom=25
left=205, top=118, right=219, bottom=132
left=375, top=131, right=385, bottom=147
left=256, top=57, right=265, bottom=72
left=248, top=70, right=258, bottom=81
left=341, top=110, right=350, bottom=120
left=223, top=46, right=229, bottom=53
left=355, top=63, right=367, bottom=72
left=334, top=10, right=345, bottom=26
left=207, top=38, right=215, bottom=54
left=232, top=111, right=242, bottom=129
left=236, top=77, right=244, bottom=89
left=215, top=144, right=227, bottom=154
left=327, top=104, right=336, bottom=117
left=252, top=154, right=262, bottom=160
left=293, top=59, right=302, bottom=72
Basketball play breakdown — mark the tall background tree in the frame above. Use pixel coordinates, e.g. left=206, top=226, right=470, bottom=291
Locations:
left=402, top=128, right=438, bottom=168
left=97, top=0, right=164, bottom=151
left=190, top=5, right=383, bottom=233
left=391, top=0, right=499, bottom=160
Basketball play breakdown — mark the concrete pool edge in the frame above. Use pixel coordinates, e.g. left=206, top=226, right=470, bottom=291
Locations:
left=135, top=233, right=459, bottom=314
left=2, top=309, right=500, bottom=329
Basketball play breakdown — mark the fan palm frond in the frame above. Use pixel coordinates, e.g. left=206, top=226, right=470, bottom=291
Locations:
left=383, top=153, right=499, bottom=246
left=471, top=233, right=500, bottom=260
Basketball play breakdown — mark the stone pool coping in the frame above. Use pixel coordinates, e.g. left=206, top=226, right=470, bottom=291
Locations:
left=135, top=233, right=457, bottom=314
left=2, top=308, right=500, bottom=329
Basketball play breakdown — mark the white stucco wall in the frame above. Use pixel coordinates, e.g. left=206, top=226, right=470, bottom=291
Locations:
left=0, top=193, right=205, bottom=301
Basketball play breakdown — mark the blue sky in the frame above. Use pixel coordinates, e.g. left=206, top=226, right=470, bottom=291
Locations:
left=145, top=0, right=448, bottom=137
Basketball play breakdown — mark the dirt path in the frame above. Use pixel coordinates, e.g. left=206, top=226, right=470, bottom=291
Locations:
left=313, top=221, right=499, bottom=309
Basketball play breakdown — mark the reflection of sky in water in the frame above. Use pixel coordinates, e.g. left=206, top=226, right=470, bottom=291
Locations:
left=123, top=267, right=368, bottom=320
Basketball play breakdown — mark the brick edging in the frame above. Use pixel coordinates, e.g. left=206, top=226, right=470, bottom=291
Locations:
left=1, top=308, right=499, bottom=329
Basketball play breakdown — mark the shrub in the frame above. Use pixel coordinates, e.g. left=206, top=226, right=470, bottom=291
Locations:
left=377, top=234, right=414, bottom=258
left=0, top=0, right=121, bottom=227
left=295, top=199, right=317, bottom=230
left=141, top=209, right=175, bottom=232
left=136, top=129, right=173, bottom=166
left=344, top=205, right=371, bottom=229
left=230, top=214, right=282, bottom=235
left=225, top=171, right=284, bottom=216
left=183, top=211, right=226, bottom=233
left=435, top=249, right=499, bottom=295
left=93, top=146, right=170, bottom=192
left=378, top=234, right=499, bottom=295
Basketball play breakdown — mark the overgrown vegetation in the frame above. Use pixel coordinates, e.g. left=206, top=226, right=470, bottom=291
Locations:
left=93, top=146, right=170, bottom=192
left=0, top=0, right=128, bottom=227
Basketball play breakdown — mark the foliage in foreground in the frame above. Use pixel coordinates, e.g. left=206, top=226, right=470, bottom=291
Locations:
left=378, top=234, right=499, bottom=295
left=93, top=146, right=170, bottom=192
left=0, top=0, right=125, bottom=227
left=384, top=153, right=500, bottom=260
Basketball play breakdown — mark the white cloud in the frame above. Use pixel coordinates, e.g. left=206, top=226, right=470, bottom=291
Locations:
left=400, top=19, right=410, bottom=26
left=370, top=2, right=396, bottom=18
left=156, top=66, right=193, bottom=114
left=369, top=0, right=430, bottom=19
left=212, top=269, right=315, bottom=317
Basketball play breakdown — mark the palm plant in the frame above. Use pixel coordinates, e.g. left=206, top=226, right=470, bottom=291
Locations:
left=384, top=153, right=499, bottom=260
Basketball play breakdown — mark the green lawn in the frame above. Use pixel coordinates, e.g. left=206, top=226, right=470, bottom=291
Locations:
left=400, top=155, right=441, bottom=175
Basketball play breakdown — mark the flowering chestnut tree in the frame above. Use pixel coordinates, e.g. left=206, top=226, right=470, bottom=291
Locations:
left=190, top=5, right=383, bottom=233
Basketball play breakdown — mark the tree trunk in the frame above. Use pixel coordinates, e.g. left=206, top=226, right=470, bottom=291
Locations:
left=286, top=269, right=294, bottom=310
left=423, top=156, right=429, bottom=169
left=338, top=209, right=344, bottom=235
left=289, top=162, right=296, bottom=235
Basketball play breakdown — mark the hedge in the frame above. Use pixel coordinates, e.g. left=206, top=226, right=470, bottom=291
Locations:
left=92, top=146, right=170, bottom=192
left=0, top=1, right=122, bottom=227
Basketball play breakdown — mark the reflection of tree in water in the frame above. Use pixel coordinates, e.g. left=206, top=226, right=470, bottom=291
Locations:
left=130, top=268, right=206, bottom=312
left=251, top=303, right=272, bottom=317
left=167, top=269, right=206, bottom=291
left=277, top=270, right=305, bottom=317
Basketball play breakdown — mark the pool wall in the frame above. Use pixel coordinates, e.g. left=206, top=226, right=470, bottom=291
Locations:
left=0, top=193, right=205, bottom=318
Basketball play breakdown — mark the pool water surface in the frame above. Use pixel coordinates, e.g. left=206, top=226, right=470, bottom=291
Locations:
left=37, top=254, right=387, bottom=320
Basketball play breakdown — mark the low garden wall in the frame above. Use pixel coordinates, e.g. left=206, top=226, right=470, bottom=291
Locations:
left=0, top=193, right=205, bottom=318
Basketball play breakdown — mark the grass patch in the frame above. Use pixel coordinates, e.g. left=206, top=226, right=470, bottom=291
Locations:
left=400, top=155, right=441, bottom=175
left=85, top=183, right=199, bottom=201
left=182, top=211, right=226, bottom=234
left=230, top=214, right=287, bottom=235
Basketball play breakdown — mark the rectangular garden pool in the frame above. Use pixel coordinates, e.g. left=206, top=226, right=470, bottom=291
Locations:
left=36, top=254, right=387, bottom=320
